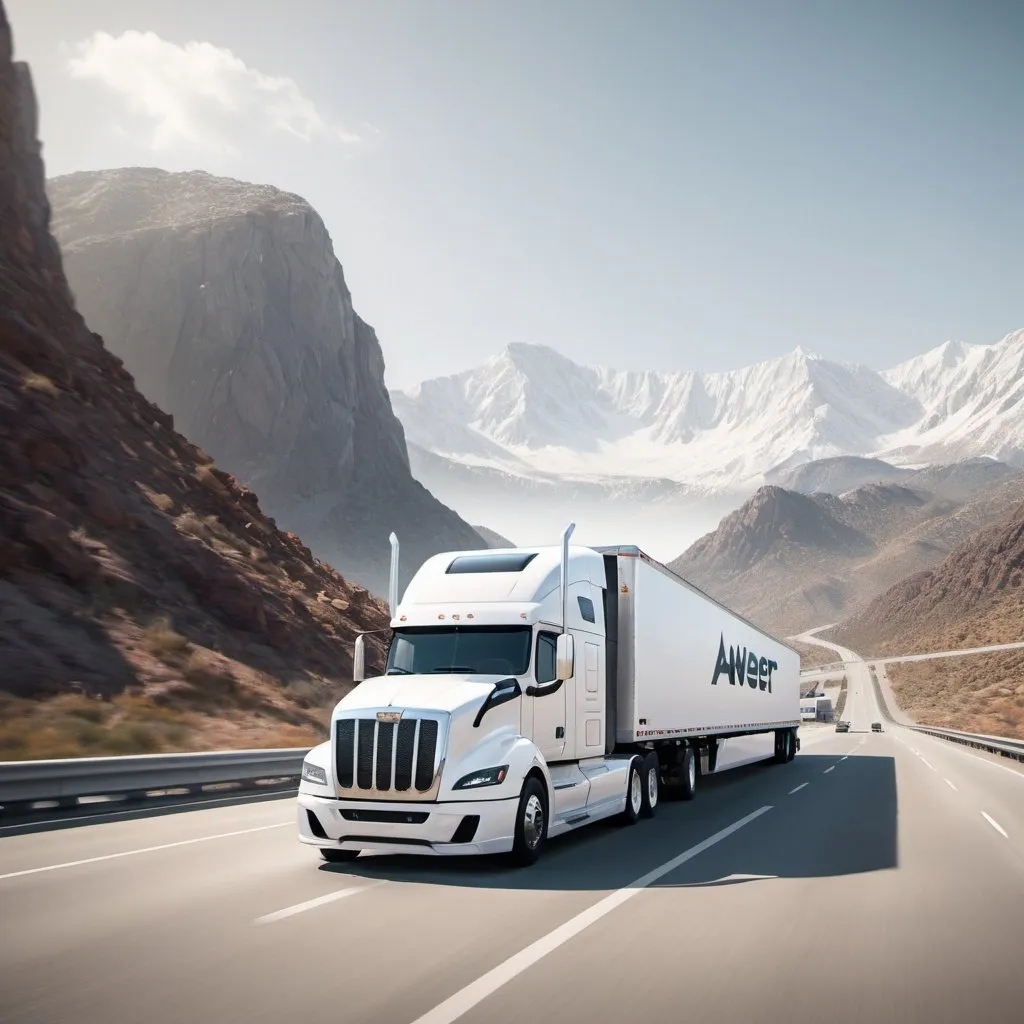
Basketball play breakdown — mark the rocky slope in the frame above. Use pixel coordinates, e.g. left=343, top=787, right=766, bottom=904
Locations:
left=46, top=167, right=483, bottom=597
left=832, top=502, right=1024, bottom=738
left=0, top=14, right=391, bottom=759
left=670, top=464, right=1024, bottom=636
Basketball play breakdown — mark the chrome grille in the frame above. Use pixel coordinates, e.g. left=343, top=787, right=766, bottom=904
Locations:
left=334, top=715, right=444, bottom=800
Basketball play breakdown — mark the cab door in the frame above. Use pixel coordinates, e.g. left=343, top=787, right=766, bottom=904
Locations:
left=531, top=629, right=568, bottom=761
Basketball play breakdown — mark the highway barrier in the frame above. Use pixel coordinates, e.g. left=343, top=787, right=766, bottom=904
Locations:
left=867, top=665, right=1024, bottom=763
left=904, top=724, right=1024, bottom=763
left=0, top=748, right=309, bottom=816
left=3, top=717, right=1021, bottom=820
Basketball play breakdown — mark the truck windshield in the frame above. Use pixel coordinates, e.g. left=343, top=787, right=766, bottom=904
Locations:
left=386, top=626, right=532, bottom=677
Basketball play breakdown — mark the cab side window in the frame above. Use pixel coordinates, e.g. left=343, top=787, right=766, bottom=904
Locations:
left=535, top=632, right=558, bottom=684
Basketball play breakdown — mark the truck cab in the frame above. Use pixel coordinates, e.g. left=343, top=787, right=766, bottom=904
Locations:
left=297, top=527, right=641, bottom=865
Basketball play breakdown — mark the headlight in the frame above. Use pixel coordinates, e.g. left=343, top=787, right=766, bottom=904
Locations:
left=301, top=761, right=328, bottom=786
left=453, top=765, right=509, bottom=790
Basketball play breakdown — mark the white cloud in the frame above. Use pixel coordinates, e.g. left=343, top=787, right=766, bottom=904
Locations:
left=67, top=30, right=360, bottom=155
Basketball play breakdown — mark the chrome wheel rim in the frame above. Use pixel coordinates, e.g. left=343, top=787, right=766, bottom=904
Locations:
left=688, top=752, right=696, bottom=789
left=630, top=769, right=642, bottom=814
left=523, top=793, right=545, bottom=849
left=647, top=765, right=659, bottom=807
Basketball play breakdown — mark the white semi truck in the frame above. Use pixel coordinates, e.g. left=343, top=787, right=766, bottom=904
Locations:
left=298, top=525, right=800, bottom=866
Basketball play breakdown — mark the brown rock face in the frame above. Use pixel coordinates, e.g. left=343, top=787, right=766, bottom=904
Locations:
left=47, top=166, right=484, bottom=596
left=669, top=472, right=1024, bottom=636
left=0, top=6, right=391, bottom=756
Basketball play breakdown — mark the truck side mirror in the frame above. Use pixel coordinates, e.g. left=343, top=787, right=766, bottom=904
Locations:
left=353, top=634, right=366, bottom=683
left=556, top=633, right=574, bottom=681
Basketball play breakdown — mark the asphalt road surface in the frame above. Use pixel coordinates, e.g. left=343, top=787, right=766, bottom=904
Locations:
left=3, top=642, right=1023, bottom=1024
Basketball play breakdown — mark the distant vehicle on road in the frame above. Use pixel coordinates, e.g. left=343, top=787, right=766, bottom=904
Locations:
left=871, top=722, right=883, bottom=732
left=835, top=721, right=850, bottom=733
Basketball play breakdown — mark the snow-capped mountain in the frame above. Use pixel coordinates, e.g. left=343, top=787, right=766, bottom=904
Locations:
left=391, top=330, right=1024, bottom=558
left=878, top=329, right=1024, bottom=464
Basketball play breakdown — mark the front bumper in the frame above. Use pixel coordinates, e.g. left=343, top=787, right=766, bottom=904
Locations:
left=297, top=791, right=519, bottom=857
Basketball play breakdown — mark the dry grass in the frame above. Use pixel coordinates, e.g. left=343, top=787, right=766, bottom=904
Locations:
left=0, top=692, right=192, bottom=760
left=887, top=651, right=1024, bottom=739
left=21, top=371, right=59, bottom=397
left=142, top=615, right=191, bottom=661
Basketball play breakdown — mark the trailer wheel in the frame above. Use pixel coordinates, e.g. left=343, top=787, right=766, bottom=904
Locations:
left=320, top=848, right=360, bottom=863
left=510, top=776, right=548, bottom=866
left=619, top=757, right=643, bottom=825
left=676, top=746, right=697, bottom=801
left=640, top=751, right=660, bottom=817
left=773, top=730, right=789, bottom=764
left=786, top=728, right=797, bottom=762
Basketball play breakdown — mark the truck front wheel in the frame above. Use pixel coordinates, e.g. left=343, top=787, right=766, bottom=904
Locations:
left=619, top=756, right=643, bottom=825
left=510, top=776, right=548, bottom=866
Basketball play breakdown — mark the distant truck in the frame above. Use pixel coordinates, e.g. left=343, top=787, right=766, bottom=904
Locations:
left=298, top=525, right=801, bottom=866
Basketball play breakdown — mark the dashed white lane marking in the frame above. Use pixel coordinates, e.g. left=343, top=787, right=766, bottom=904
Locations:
left=788, top=783, right=809, bottom=795
left=920, top=758, right=937, bottom=772
left=255, top=881, right=386, bottom=924
left=839, top=756, right=849, bottom=761
left=0, top=823, right=289, bottom=881
left=823, top=767, right=835, bottom=774
left=945, top=779, right=958, bottom=791
left=408, top=806, right=773, bottom=1024
left=981, top=812, right=1008, bottom=838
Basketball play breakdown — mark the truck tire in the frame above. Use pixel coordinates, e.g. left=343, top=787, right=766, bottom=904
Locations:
left=619, top=756, right=643, bottom=826
left=510, top=776, right=548, bottom=866
left=773, top=730, right=788, bottom=764
left=676, top=746, right=697, bottom=801
left=786, top=728, right=797, bottom=762
left=320, top=848, right=360, bottom=863
left=640, top=751, right=660, bottom=818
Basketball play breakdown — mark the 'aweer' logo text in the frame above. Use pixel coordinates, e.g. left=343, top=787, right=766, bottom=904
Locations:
left=711, top=634, right=778, bottom=692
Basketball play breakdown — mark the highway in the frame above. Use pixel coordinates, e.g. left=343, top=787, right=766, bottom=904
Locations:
left=2, top=641, right=1024, bottom=1023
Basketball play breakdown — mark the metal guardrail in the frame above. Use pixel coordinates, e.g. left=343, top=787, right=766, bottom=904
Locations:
left=866, top=664, right=1024, bottom=764
left=905, top=725, right=1024, bottom=763
left=0, top=748, right=309, bottom=812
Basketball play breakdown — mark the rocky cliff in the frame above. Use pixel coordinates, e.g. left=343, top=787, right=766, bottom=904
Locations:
left=46, top=167, right=483, bottom=596
left=0, top=9, right=391, bottom=759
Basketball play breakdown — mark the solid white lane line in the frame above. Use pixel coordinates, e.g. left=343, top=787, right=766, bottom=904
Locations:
left=920, top=758, right=936, bottom=772
left=255, top=881, right=386, bottom=924
left=945, top=779, right=958, bottom=791
left=788, top=783, right=809, bottom=795
left=823, top=767, right=835, bottom=774
left=981, top=812, right=1008, bottom=838
left=408, top=806, right=773, bottom=1024
left=0, top=823, right=289, bottom=881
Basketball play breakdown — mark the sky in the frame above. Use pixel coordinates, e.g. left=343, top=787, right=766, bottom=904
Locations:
left=7, top=0, right=1023, bottom=389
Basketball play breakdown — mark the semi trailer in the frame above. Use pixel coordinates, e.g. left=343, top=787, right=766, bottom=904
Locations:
left=297, top=525, right=800, bottom=866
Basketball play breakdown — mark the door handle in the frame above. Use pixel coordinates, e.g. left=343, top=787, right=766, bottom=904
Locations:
left=555, top=727, right=565, bottom=739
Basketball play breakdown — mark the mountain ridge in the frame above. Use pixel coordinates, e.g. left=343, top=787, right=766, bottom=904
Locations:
left=47, top=166, right=486, bottom=597
left=668, top=464, right=1024, bottom=637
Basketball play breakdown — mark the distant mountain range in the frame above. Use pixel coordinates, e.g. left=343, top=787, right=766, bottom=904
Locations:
left=392, top=336, right=1024, bottom=555
left=668, top=460, right=1024, bottom=637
